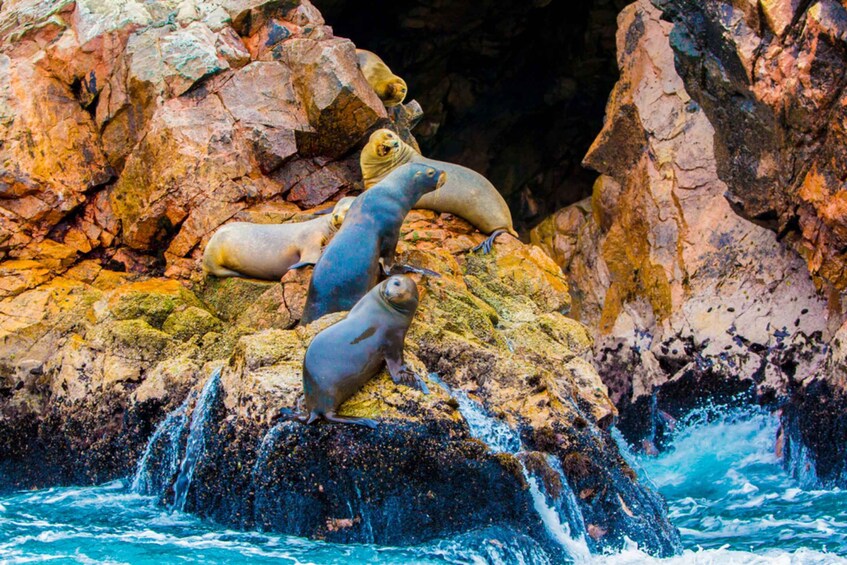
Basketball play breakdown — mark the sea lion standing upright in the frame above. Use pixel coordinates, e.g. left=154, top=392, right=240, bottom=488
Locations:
left=202, top=197, right=355, bottom=280
left=283, top=275, right=426, bottom=428
left=356, top=49, right=408, bottom=107
left=360, top=129, right=519, bottom=254
left=300, top=163, right=446, bottom=324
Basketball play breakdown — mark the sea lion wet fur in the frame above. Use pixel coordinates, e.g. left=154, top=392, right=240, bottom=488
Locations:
left=300, top=162, right=445, bottom=324
left=282, top=275, right=425, bottom=428
left=360, top=129, right=518, bottom=253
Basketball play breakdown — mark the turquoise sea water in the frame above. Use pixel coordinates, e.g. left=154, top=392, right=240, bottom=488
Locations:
left=2, top=406, right=846, bottom=564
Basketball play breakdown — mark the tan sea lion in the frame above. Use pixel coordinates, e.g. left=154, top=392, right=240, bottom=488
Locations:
left=356, top=49, right=408, bottom=107
left=360, top=129, right=519, bottom=253
left=282, top=275, right=425, bottom=428
left=202, top=197, right=356, bottom=280
left=300, top=163, right=445, bottom=324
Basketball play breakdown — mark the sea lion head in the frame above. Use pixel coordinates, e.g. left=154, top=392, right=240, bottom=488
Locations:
left=367, top=129, right=402, bottom=159
left=330, top=196, right=356, bottom=230
left=361, top=129, right=418, bottom=187
left=381, top=78, right=408, bottom=107
left=380, top=275, right=419, bottom=313
left=406, top=162, right=447, bottom=195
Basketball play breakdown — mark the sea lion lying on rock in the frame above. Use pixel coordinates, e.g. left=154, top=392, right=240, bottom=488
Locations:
left=300, top=162, right=446, bottom=324
left=356, top=49, right=407, bottom=107
left=203, top=197, right=355, bottom=280
left=282, top=275, right=426, bottom=428
left=360, top=129, right=518, bottom=254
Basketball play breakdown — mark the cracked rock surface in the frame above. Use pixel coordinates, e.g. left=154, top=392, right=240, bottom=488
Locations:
left=531, top=0, right=833, bottom=452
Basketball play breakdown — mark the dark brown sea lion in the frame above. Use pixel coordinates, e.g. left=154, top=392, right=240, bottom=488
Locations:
left=202, top=197, right=355, bottom=280
left=284, top=275, right=425, bottom=428
left=360, top=129, right=519, bottom=253
left=300, top=162, right=445, bottom=324
left=356, top=49, right=408, bottom=107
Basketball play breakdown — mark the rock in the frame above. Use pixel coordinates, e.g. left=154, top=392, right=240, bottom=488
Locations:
left=0, top=209, right=680, bottom=557
left=531, top=1, right=832, bottom=450
left=647, top=0, right=847, bottom=485
left=281, top=37, right=387, bottom=157
left=654, top=0, right=847, bottom=290
left=0, top=54, right=113, bottom=263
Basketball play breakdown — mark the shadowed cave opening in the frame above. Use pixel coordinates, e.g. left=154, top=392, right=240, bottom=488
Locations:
left=315, top=0, right=627, bottom=232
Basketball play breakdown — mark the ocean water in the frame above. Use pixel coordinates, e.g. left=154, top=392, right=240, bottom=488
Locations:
left=2, top=406, right=846, bottom=564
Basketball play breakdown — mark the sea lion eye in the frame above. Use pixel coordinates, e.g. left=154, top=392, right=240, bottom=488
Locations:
left=415, top=171, right=421, bottom=177
left=427, top=169, right=434, bottom=177
left=393, top=280, right=401, bottom=286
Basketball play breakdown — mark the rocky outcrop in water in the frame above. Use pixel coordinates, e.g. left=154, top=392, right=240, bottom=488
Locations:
left=532, top=0, right=829, bottom=448
left=532, top=0, right=847, bottom=486
left=650, top=0, right=847, bottom=489
left=0, top=0, right=680, bottom=557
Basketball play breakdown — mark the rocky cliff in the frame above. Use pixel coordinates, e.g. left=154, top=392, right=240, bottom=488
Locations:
left=0, top=0, right=680, bottom=558
left=532, top=0, right=847, bottom=486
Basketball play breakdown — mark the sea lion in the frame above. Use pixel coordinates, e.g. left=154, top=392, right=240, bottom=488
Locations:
left=202, top=197, right=356, bottom=280
left=356, top=49, right=407, bottom=107
left=360, top=128, right=519, bottom=254
left=301, top=163, right=446, bottom=324
left=282, top=275, right=426, bottom=428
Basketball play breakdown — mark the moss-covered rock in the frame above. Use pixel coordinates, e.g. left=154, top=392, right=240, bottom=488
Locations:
left=163, top=306, right=224, bottom=341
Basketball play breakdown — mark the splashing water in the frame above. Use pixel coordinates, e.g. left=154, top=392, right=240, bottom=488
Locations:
left=0, top=480, right=555, bottom=564
left=172, top=368, right=222, bottom=512
left=131, top=396, right=190, bottom=496
left=607, top=405, right=847, bottom=564
left=429, top=374, right=592, bottom=563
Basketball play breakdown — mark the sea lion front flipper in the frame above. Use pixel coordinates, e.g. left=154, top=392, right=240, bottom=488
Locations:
left=386, top=356, right=429, bottom=394
left=389, top=264, right=441, bottom=278
left=325, top=411, right=378, bottom=429
left=289, top=261, right=315, bottom=270
left=472, top=229, right=509, bottom=255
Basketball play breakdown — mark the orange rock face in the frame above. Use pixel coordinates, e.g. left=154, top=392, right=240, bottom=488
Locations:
left=532, top=0, right=833, bottom=445
left=655, top=0, right=847, bottom=290
left=0, top=0, right=388, bottom=297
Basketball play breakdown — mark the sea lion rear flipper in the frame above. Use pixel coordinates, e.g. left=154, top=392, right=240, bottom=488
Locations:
left=393, top=264, right=441, bottom=278
left=472, top=229, right=510, bottom=255
left=325, top=412, right=378, bottom=429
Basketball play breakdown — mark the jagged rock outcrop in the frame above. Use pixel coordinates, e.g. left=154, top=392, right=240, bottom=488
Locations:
left=531, top=0, right=834, bottom=450
left=649, top=0, right=847, bottom=488
left=0, top=0, right=387, bottom=287
left=654, top=0, right=847, bottom=292
left=0, top=0, right=680, bottom=557
left=530, top=0, right=847, bottom=488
